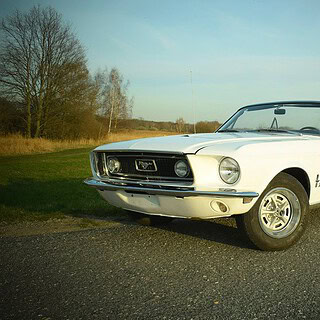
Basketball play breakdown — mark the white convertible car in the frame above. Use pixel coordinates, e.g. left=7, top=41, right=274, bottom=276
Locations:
left=85, top=101, right=320, bottom=251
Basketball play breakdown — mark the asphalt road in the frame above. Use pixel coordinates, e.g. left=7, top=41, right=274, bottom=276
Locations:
left=1, top=211, right=320, bottom=320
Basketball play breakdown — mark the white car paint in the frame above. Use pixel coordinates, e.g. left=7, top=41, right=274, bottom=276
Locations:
left=86, top=131, right=320, bottom=219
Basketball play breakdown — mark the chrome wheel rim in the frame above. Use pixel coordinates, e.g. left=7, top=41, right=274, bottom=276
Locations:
left=258, top=188, right=301, bottom=239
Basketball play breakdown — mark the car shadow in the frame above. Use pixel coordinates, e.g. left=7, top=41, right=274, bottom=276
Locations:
left=144, top=217, right=256, bottom=250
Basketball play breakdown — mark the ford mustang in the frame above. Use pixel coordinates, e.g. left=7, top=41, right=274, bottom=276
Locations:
left=84, top=101, right=320, bottom=251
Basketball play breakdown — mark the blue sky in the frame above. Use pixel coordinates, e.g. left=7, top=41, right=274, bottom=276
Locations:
left=1, top=0, right=320, bottom=123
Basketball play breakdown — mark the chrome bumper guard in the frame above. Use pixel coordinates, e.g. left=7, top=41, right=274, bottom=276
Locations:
left=84, top=178, right=259, bottom=199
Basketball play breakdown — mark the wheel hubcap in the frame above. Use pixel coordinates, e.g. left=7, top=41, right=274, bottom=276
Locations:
left=258, top=188, right=301, bottom=239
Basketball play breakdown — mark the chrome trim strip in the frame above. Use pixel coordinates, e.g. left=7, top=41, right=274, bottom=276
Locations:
left=107, top=172, right=193, bottom=181
left=95, top=149, right=185, bottom=155
left=84, top=178, right=259, bottom=198
left=104, top=177, right=194, bottom=187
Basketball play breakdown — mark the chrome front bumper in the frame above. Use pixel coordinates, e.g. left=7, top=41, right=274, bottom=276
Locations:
left=84, top=178, right=259, bottom=199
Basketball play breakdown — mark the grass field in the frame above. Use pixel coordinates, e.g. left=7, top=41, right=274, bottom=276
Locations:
left=0, top=130, right=178, bottom=224
left=0, top=148, right=127, bottom=224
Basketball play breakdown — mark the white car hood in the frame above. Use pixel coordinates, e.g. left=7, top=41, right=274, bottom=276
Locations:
left=95, top=132, right=309, bottom=154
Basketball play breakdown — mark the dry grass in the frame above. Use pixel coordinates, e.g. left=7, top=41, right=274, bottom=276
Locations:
left=0, top=130, right=176, bottom=156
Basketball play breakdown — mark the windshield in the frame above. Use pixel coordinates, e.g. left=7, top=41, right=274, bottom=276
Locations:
left=218, top=103, right=320, bottom=135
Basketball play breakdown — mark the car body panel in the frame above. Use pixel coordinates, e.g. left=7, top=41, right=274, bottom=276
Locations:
left=96, top=189, right=254, bottom=219
left=86, top=102, right=320, bottom=220
left=94, top=132, right=310, bottom=154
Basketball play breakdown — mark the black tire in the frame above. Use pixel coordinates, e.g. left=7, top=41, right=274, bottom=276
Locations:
left=235, top=172, right=309, bottom=251
left=126, top=210, right=174, bottom=226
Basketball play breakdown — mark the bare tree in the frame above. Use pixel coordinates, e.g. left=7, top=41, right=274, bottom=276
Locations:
left=43, top=63, right=99, bottom=139
left=0, top=6, right=87, bottom=137
left=176, top=117, right=185, bottom=133
left=196, top=121, right=220, bottom=133
left=95, top=68, right=133, bottom=134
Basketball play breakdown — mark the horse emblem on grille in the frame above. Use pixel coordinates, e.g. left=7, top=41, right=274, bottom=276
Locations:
left=135, top=159, right=157, bottom=172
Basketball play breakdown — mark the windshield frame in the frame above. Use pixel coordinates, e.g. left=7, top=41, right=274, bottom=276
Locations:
left=217, top=101, right=320, bottom=135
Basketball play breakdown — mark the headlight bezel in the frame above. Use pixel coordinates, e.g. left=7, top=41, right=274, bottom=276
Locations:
left=90, top=152, right=98, bottom=175
left=174, top=160, right=190, bottom=178
left=106, top=156, right=121, bottom=174
left=219, top=157, right=240, bottom=184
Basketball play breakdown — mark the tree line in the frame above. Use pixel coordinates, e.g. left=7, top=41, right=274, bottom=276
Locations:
left=0, top=6, right=220, bottom=140
left=113, top=118, right=220, bottom=133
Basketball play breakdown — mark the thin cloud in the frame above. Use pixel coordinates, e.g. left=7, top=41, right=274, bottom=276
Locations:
left=135, top=20, right=178, bottom=51
left=107, top=35, right=137, bottom=53
left=215, top=9, right=280, bottom=40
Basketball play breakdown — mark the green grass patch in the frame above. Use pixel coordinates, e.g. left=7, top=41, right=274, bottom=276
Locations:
left=0, top=148, right=127, bottom=223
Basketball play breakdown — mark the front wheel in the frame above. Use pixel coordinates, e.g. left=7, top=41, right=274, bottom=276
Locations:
left=236, top=173, right=309, bottom=251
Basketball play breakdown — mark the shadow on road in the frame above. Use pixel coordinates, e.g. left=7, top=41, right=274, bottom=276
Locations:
left=122, top=213, right=256, bottom=250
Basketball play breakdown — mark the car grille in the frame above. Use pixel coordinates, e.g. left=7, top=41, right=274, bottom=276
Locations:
left=94, top=151, right=194, bottom=183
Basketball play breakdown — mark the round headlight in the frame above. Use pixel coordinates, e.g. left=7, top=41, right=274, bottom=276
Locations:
left=107, top=157, right=121, bottom=174
left=219, top=157, right=240, bottom=184
left=174, top=160, right=189, bottom=178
